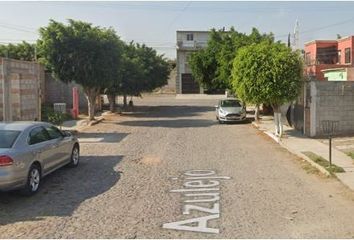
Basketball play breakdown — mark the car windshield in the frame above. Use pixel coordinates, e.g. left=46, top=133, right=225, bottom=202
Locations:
left=221, top=100, right=242, bottom=107
left=0, top=130, right=21, bottom=148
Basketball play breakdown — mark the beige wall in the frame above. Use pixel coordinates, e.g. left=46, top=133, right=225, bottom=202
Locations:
left=0, top=58, right=44, bottom=121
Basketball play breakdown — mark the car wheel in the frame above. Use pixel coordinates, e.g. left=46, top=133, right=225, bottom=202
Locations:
left=21, top=164, right=41, bottom=196
left=68, top=144, right=80, bottom=168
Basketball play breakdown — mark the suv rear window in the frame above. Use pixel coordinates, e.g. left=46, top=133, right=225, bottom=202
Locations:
left=0, top=130, right=21, bottom=148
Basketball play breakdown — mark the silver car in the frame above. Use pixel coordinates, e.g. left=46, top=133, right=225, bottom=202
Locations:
left=0, top=122, right=80, bottom=195
left=215, top=98, right=247, bottom=123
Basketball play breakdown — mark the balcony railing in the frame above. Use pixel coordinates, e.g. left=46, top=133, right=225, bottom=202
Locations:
left=176, top=41, right=207, bottom=50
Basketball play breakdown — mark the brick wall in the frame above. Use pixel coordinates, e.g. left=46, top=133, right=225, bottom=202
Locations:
left=0, top=58, right=43, bottom=121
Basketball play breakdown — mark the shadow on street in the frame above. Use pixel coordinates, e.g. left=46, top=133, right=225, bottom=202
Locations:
left=121, top=105, right=214, bottom=118
left=117, top=119, right=216, bottom=128
left=0, top=155, right=123, bottom=225
left=78, top=132, right=129, bottom=143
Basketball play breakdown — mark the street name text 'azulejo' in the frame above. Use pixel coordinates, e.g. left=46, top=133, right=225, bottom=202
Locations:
left=163, top=170, right=230, bottom=234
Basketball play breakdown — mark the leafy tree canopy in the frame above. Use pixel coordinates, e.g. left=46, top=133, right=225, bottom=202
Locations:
left=0, top=41, right=36, bottom=61
left=110, top=42, right=170, bottom=98
left=189, top=27, right=274, bottom=91
left=231, top=41, right=303, bottom=109
left=38, top=19, right=123, bottom=90
left=37, top=19, right=124, bottom=120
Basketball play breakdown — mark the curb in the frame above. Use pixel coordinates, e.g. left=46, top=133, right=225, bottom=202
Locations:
left=251, top=121, right=331, bottom=177
left=61, top=116, right=105, bottom=134
left=88, top=116, right=105, bottom=126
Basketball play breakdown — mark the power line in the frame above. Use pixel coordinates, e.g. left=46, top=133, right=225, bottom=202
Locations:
left=275, top=16, right=354, bottom=39
left=0, top=21, right=37, bottom=31
left=0, top=24, right=37, bottom=34
left=164, top=1, right=192, bottom=39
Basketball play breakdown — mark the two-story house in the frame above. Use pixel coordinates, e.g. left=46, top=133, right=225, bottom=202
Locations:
left=304, top=36, right=354, bottom=81
left=176, top=31, right=209, bottom=94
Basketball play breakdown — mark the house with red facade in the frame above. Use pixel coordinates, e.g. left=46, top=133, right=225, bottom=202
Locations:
left=304, top=36, right=354, bottom=80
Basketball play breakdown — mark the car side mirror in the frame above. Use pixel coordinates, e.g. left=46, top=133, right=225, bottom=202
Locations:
left=62, top=130, right=72, bottom=137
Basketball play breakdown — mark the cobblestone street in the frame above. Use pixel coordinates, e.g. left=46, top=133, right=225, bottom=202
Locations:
left=3, top=96, right=354, bottom=238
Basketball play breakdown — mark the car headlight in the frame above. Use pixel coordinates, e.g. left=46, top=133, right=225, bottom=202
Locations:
left=219, top=109, right=226, bottom=115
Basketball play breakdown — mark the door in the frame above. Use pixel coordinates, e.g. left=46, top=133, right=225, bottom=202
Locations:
left=181, top=74, right=200, bottom=94
left=44, top=125, right=72, bottom=167
left=28, top=126, right=56, bottom=173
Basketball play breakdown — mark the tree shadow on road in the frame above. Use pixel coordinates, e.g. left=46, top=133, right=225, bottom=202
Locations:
left=0, top=155, right=123, bottom=225
left=77, top=132, right=129, bottom=143
left=117, top=119, right=216, bottom=128
left=120, top=105, right=214, bottom=119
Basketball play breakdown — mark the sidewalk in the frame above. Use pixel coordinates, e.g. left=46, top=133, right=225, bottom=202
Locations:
left=253, top=116, right=354, bottom=191
left=60, top=115, right=105, bottom=133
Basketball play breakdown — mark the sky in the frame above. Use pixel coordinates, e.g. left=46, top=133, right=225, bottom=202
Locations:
left=1, top=1, right=354, bottom=59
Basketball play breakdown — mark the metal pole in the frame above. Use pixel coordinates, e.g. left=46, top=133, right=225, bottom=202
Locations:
left=329, top=136, right=332, bottom=167
left=1, top=59, right=5, bottom=121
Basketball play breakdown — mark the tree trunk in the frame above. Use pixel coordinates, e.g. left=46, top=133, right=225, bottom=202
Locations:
left=84, top=88, right=99, bottom=121
left=254, top=104, right=260, bottom=121
left=123, top=94, right=127, bottom=108
left=107, top=94, right=116, bottom=112
left=272, top=104, right=283, bottom=138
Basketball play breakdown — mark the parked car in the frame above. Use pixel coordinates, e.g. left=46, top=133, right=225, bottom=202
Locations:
left=215, top=98, right=247, bottom=123
left=0, top=122, right=80, bottom=195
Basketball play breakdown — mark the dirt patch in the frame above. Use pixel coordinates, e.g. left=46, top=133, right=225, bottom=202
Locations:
left=133, top=155, right=161, bottom=165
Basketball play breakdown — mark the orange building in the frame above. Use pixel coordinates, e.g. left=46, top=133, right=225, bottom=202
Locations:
left=304, top=36, right=354, bottom=80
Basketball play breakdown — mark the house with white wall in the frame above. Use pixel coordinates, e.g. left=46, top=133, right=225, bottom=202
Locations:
left=176, top=31, right=209, bottom=94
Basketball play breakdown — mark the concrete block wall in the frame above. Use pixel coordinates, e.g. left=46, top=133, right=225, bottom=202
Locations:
left=0, top=59, right=3, bottom=120
left=0, top=58, right=43, bottom=121
left=313, top=81, right=354, bottom=136
left=44, top=73, right=88, bottom=111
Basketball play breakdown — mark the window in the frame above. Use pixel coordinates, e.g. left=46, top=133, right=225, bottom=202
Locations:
left=305, top=53, right=311, bottom=65
left=28, top=127, right=50, bottom=145
left=186, top=33, right=194, bottom=41
left=338, top=50, right=341, bottom=64
left=0, top=130, right=21, bottom=148
left=345, top=48, right=351, bottom=64
left=45, top=126, right=63, bottom=139
left=221, top=100, right=242, bottom=107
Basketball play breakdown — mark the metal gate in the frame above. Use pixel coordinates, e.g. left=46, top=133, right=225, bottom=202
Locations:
left=181, top=73, right=200, bottom=94
left=304, top=81, right=311, bottom=136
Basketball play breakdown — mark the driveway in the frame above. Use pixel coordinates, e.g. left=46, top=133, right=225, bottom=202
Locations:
left=2, top=95, right=354, bottom=238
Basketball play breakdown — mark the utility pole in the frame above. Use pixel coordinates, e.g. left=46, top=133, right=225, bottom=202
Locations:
left=292, top=19, right=300, bottom=50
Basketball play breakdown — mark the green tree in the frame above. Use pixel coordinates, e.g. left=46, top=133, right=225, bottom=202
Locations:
left=38, top=19, right=123, bottom=120
left=0, top=41, right=36, bottom=61
left=189, top=27, right=274, bottom=92
left=106, top=42, right=170, bottom=110
left=189, top=29, right=222, bottom=91
left=232, top=41, right=303, bottom=136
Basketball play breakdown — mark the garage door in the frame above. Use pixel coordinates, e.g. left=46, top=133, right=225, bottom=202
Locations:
left=181, top=74, right=200, bottom=94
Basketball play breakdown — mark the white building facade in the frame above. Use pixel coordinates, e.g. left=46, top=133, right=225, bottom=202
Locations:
left=176, top=31, right=209, bottom=94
